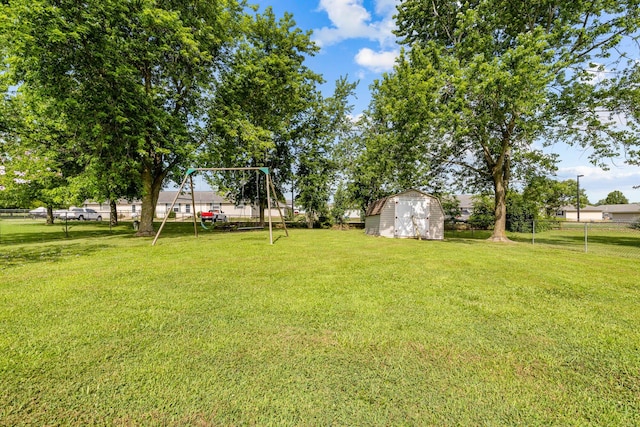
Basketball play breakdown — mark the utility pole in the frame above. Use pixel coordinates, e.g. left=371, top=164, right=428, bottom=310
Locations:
left=577, top=174, right=584, bottom=222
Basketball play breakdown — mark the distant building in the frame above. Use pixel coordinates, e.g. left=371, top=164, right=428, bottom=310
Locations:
left=82, top=191, right=284, bottom=220
left=599, top=204, right=640, bottom=222
left=453, top=194, right=475, bottom=222
left=556, top=205, right=603, bottom=221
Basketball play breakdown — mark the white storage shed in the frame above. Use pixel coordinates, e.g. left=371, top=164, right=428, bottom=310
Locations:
left=364, top=189, right=445, bottom=240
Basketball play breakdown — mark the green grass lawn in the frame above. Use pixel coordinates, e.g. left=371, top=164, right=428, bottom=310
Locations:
left=1, top=220, right=639, bottom=425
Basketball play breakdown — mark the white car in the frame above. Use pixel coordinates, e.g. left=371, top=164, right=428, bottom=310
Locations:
left=28, top=207, right=48, bottom=218
left=56, top=207, right=102, bottom=221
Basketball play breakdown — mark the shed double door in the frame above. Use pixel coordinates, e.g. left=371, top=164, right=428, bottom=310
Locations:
left=395, top=198, right=430, bottom=238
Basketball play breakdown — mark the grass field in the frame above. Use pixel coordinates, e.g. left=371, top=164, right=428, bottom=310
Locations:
left=1, top=220, right=639, bottom=425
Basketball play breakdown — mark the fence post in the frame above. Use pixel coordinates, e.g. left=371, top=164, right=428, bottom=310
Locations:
left=532, top=220, right=535, bottom=245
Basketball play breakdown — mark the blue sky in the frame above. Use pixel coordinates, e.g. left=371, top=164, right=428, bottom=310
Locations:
left=260, top=1, right=640, bottom=203
left=266, top=0, right=398, bottom=114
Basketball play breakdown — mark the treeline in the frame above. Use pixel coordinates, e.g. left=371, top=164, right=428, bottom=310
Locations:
left=0, top=2, right=356, bottom=233
left=2, top=1, right=640, bottom=239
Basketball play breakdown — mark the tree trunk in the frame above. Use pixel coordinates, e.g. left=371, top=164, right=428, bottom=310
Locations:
left=110, top=199, right=118, bottom=226
left=489, top=163, right=511, bottom=242
left=259, top=198, right=265, bottom=226
left=136, top=166, right=163, bottom=237
left=46, top=206, right=54, bottom=225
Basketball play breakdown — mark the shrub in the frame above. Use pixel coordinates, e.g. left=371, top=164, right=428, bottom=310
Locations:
left=506, top=192, right=535, bottom=233
left=468, top=195, right=494, bottom=230
left=316, top=214, right=333, bottom=229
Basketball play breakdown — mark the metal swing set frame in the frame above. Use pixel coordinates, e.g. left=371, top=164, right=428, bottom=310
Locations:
left=152, top=167, right=288, bottom=246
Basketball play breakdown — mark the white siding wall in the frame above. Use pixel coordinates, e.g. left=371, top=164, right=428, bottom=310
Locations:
left=379, top=198, right=396, bottom=238
left=429, top=198, right=445, bottom=240
left=395, top=194, right=429, bottom=238
left=398, top=191, right=445, bottom=240
left=155, top=203, right=257, bottom=219
left=563, top=211, right=603, bottom=221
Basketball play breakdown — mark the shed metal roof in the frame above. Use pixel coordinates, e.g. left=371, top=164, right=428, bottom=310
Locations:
left=365, top=197, right=390, bottom=217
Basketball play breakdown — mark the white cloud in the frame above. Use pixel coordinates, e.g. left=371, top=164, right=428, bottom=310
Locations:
left=557, top=164, right=640, bottom=202
left=355, top=48, right=398, bottom=72
left=348, top=113, right=364, bottom=123
left=313, top=0, right=371, bottom=47
left=313, top=0, right=398, bottom=47
left=374, top=0, right=399, bottom=15
left=559, top=164, right=639, bottom=181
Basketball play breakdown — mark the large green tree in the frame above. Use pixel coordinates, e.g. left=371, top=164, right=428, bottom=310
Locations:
left=366, top=0, right=640, bottom=241
left=598, top=190, right=629, bottom=205
left=294, top=77, right=357, bottom=228
left=346, top=54, right=459, bottom=213
left=0, top=93, right=83, bottom=223
left=206, top=7, right=324, bottom=223
left=1, top=0, right=244, bottom=235
left=523, top=177, right=589, bottom=218
left=611, top=62, right=640, bottom=166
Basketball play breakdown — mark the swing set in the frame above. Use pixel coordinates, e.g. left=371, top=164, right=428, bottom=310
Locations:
left=151, top=167, right=288, bottom=246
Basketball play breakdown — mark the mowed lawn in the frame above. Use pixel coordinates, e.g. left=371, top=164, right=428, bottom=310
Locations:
left=1, top=221, right=639, bottom=425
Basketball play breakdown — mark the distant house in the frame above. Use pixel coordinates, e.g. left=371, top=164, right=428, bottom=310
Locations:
left=82, top=191, right=284, bottom=220
left=600, top=204, right=640, bottom=222
left=325, top=203, right=363, bottom=223
left=556, top=205, right=603, bottom=221
left=364, top=189, right=445, bottom=240
left=83, top=200, right=142, bottom=219
left=453, top=194, right=475, bottom=222
left=155, top=191, right=255, bottom=219
left=344, top=209, right=363, bottom=222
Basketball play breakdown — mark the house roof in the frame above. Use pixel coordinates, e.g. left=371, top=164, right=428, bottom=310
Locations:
left=559, top=204, right=603, bottom=212
left=455, top=194, right=475, bottom=208
left=599, top=203, right=640, bottom=213
left=103, top=191, right=229, bottom=205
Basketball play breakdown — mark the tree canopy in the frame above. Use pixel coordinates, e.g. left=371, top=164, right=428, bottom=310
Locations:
left=1, top=2, right=359, bottom=231
left=205, top=9, right=356, bottom=226
left=598, top=190, right=629, bottom=205
left=523, top=177, right=589, bottom=217
left=355, top=0, right=640, bottom=240
left=205, top=7, right=325, bottom=223
left=1, top=0, right=245, bottom=234
left=294, top=77, right=357, bottom=228
left=0, top=93, right=84, bottom=222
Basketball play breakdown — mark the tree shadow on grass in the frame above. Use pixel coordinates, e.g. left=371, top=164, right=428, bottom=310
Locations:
left=444, top=230, right=493, bottom=242
left=153, top=222, right=276, bottom=242
left=1, top=243, right=109, bottom=269
left=0, top=221, right=135, bottom=246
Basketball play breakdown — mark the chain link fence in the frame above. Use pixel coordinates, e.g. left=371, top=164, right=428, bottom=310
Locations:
left=526, top=220, right=640, bottom=257
left=0, top=209, right=30, bottom=219
left=446, top=220, right=640, bottom=258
